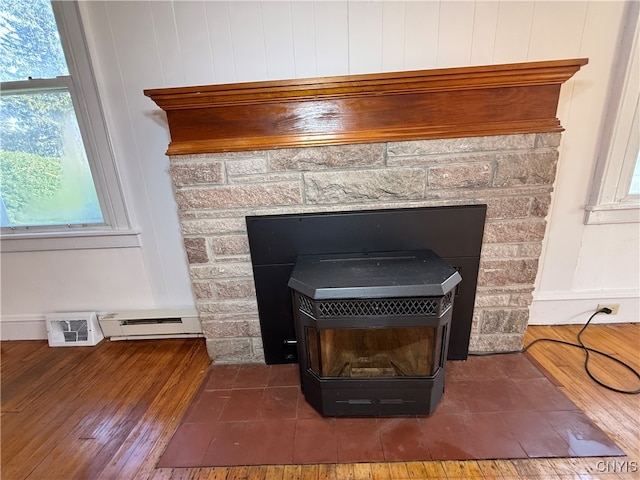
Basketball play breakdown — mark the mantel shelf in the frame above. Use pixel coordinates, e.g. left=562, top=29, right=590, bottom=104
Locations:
left=144, top=58, right=587, bottom=155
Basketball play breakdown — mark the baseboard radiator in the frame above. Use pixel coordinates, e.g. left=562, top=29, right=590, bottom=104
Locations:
left=98, top=309, right=202, bottom=341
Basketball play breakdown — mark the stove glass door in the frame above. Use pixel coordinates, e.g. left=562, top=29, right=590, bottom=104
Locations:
left=305, top=326, right=443, bottom=378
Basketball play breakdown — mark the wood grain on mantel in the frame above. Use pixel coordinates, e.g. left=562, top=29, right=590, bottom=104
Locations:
left=144, top=58, right=587, bottom=155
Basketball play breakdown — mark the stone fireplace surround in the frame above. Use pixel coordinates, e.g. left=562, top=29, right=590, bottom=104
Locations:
left=145, top=59, right=586, bottom=363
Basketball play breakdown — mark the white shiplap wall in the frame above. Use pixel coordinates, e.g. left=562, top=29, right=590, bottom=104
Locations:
left=99, top=1, right=596, bottom=87
left=2, top=1, right=637, bottom=338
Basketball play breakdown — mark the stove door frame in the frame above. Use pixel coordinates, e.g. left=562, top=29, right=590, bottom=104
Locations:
left=292, top=293, right=453, bottom=416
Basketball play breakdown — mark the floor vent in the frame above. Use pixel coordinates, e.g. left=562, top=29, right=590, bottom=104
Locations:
left=45, top=312, right=104, bottom=347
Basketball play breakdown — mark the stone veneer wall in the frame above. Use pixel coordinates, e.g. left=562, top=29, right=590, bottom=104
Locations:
left=169, top=132, right=561, bottom=363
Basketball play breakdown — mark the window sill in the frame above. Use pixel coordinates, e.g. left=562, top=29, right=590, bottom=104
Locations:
left=0, top=228, right=141, bottom=252
left=584, top=202, right=640, bottom=225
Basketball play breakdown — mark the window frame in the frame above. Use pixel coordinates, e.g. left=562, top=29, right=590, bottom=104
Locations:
left=585, top=2, right=640, bottom=225
left=0, top=1, right=139, bottom=251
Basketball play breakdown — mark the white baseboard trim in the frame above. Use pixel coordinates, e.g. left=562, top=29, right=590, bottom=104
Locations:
left=1, top=315, right=47, bottom=340
left=1, top=308, right=201, bottom=341
left=3, top=292, right=637, bottom=340
left=530, top=289, right=640, bottom=325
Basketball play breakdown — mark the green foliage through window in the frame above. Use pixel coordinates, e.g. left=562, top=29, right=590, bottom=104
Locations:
left=0, top=0, right=68, bottom=82
left=0, top=151, right=61, bottom=224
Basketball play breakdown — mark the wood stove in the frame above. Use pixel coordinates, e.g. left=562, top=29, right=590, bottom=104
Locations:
left=288, top=250, right=461, bottom=416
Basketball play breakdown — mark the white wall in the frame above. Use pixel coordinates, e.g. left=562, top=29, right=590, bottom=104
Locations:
left=2, top=1, right=637, bottom=339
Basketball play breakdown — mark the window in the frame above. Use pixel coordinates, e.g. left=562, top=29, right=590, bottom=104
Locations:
left=585, top=3, right=639, bottom=224
left=631, top=154, right=640, bottom=196
left=0, top=0, right=137, bottom=250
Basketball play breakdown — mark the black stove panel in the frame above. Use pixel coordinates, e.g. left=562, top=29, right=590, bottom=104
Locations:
left=246, top=205, right=486, bottom=364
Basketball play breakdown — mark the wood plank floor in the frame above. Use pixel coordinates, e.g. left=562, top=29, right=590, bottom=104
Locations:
left=1, top=324, right=638, bottom=480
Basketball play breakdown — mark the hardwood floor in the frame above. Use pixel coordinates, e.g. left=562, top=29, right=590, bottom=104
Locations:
left=1, top=324, right=638, bottom=479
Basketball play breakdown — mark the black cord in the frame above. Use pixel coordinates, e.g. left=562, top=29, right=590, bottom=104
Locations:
left=470, top=308, right=640, bottom=395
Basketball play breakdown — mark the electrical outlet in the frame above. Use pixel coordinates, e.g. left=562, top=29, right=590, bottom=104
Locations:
left=597, top=303, right=619, bottom=315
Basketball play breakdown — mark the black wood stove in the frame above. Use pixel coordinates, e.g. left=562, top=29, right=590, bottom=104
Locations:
left=288, top=250, right=461, bottom=417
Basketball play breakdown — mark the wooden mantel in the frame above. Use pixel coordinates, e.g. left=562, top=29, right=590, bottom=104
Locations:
left=144, top=58, right=587, bottom=156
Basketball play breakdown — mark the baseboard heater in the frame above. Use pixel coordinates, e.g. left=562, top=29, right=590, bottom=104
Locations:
left=98, top=309, right=202, bottom=341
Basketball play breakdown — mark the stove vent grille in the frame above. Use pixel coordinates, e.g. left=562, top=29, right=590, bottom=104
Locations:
left=298, top=291, right=453, bottom=319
